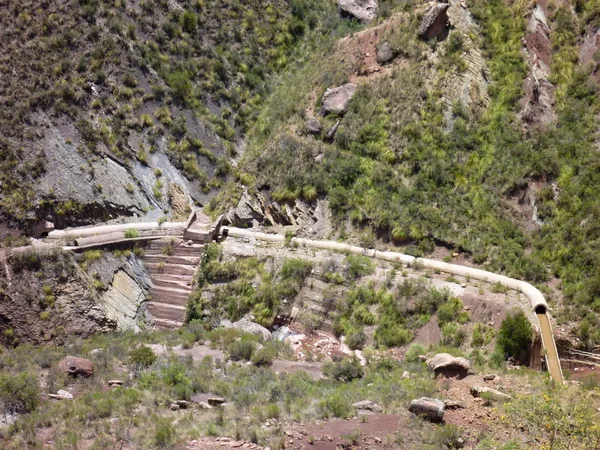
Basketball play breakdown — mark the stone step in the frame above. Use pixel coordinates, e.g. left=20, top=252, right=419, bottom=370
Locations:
left=144, top=254, right=200, bottom=265
left=146, top=263, right=196, bottom=276
left=144, top=246, right=203, bottom=256
left=148, top=302, right=186, bottom=323
left=152, top=275, right=193, bottom=290
left=150, top=286, right=191, bottom=304
left=152, top=317, right=185, bottom=330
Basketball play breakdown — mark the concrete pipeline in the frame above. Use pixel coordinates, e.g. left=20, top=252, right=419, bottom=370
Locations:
left=225, top=227, right=564, bottom=384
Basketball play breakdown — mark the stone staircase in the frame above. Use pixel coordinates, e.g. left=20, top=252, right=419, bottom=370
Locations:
left=144, top=238, right=203, bottom=330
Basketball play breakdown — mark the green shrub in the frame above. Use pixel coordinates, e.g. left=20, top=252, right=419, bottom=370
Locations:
left=404, top=344, right=426, bottom=363
left=129, top=345, right=157, bottom=369
left=228, top=340, right=256, bottom=361
left=495, top=309, right=533, bottom=363
left=437, top=297, right=469, bottom=326
left=124, top=229, right=139, bottom=239
left=440, top=322, right=466, bottom=348
left=0, top=371, right=39, bottom=414
left=319, top=392, right=353, bottom=419
left=323, top=357, right=364, bottom=381
left=471, top=322, right=495, bottom=348
left=345, top=255, right=375, bottom=280
left=374, top=320, right=413, bottom=348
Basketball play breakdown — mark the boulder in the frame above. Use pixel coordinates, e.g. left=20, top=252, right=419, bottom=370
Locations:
left=108, top=380, right=125, bottom=387
left=444, top=399, right=466, bottom=410
left=224, top=318, right=271, bottom=340
left=408, top=397, right=445, bottom=422
left=49, top=389, right=73, bottom=400
left=470, top=386, right=512, bottom=402
left=352, top=400, right=384, bottom=413
left=417, top=3, right=450, bottom=41
left=338, top=0, right=378, bottom=23
left=208, top=396, right=226, bottom=406
left=483, top=374, right=497, bottom=381
left=376, top=41, right=394, bottom=64
left=321, top=83, right=357, bottom=116
left=58, top=356, right=94, bottom=378
left=426, top=353, right=471, bottom=379
left=306, top=117, right=322, bottom=135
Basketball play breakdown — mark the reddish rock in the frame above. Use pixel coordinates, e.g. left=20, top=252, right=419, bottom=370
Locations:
left=58, top=356, right=94, bottom=378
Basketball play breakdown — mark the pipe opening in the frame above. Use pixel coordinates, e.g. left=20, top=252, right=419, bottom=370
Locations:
left=535, top=304, right=547, bottom=315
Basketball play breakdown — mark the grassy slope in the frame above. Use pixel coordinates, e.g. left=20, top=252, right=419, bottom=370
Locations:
left=240, top=0, right=600, bottom=347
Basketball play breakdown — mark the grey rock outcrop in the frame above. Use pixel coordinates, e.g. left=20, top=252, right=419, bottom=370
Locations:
left=225, top=190, right=265, bottom=228
left=306, top=117, right=322, bottom=135
left=321, top=83, right=357, bottom=116
left=408, top=397, right=445, bottom=422
left=338, top=0, right=377, bottom=23
left=470, top=386, right=512, bottom=402
left=426, top=353, right=471, bottom=379
left=418, top=3, right=450, bottom=40
left=376, top=41, right=394, bottom=64
left=221, top=318, right=271, bottom=340
left=352, top=400, right=383, bottom=413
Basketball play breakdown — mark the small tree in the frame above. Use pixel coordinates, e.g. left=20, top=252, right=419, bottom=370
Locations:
left=496, top=309, right=533, bottom=364
left=0, top=371, right=39, bottom=415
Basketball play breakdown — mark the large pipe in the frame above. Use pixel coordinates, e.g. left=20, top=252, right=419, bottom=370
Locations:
left=225, top=227, right=564, bottom=383
left=47, top=221, right=187, bottom=239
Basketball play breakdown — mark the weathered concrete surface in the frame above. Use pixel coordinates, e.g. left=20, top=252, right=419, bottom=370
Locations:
left=102, top=270, right=147, bottom=331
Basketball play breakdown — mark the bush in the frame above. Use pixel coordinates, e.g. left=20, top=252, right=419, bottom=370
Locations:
left=319, top=392, right=353, bottom=419
left=323, top=357, right=364, bottom=381
left=345, top=255, right=375, bottom=280
left=404, top=344, right=426, bottom=363
left=440, top=322, right=466, bottom=348
left=345, top=329, right=367, bottom=350
left=471, top=322, right=495, bottom=348
left=496, top=309, right=533, bottom=363
left=228, top=340, right=256, bottom=361
left=0, top=371, right=39, bottom=414
left=129, top=345, right=157, bottom=369
left=437, top=297, right=469, bottom=326
left=251, top=345, right=277, bottom=366
left=374, top=320, right=413, bottom=348
left=124, top=229, right=139, bottom=239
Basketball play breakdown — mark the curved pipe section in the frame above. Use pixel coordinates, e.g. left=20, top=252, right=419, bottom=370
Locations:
left=225, top=227, right=564, bottom=384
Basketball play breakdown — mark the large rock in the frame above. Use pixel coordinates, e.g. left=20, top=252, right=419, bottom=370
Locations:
left=221, top=318, right=271, bottom=340
left=321, top=83, right=357, bottom=116
left=417, top=3, right=450, bottom=40
left=352, top=400, right=383, bottom=413
left=470, top=386, right=512, bottom=402
left=306, top=117, right=322, bottom=135
left=58, top=356, right=94, bottom=378
left=408, top=397, right=445, bottom=422
left=426, top=353, right=471, bottom=379
left=338, top=0, right=378, bottom=23
left=376, top=41, right=394, bottom=64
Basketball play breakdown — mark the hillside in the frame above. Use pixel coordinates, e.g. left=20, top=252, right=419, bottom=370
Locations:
left=2, top=0, right=600, bottom=448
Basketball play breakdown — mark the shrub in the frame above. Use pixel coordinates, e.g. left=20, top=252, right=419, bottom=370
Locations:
left=345, top=329, right=367, bottom=350
left=440, top=322, right=466, bottom=348
left=124, top=229, right=140, bottom=239
left=228, top=340, right=256, bottom=361
left=437, top=297, right=469, bottom=326
left=319, top=392, right=353, bottom=419
left=374, top=320, right=413, bottom=348
left=323, top=357, right=364, bottom=381
left=0, top=371, right=39, bottom=414
left=251, top=345, right=277, bottom=366
left=471, top=322, right=495, bottom=348
left=129, top=345, right=157, bottom=369
left=496, top=309, right=533, bottom=363
left=404, top=344, right=426, bottom=363
left=345, top=255, right=375, bottom=280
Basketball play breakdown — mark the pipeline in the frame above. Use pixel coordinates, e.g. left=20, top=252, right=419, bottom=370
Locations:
left=225, top=227, right=565, bottom=384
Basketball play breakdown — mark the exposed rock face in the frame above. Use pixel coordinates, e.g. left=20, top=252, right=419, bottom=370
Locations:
left=0, top=247, right=117, bottom=345
left=321, top=83, right=357, bottom=116
left=338, top=0, right=378, bottom=23
left=470, top=386, right=512, bottom=401
left=418, top=3, right=450, bottom=40
left=376, top=41, right=394, bottom=64
left=225, top=190, right=266, bottom=228
left=518, top=4, right=556, bottom=126
left=426, top=353, right=471, bottom=379
left=408, top=397, right=445, bottom=422
left=352, top=400, right=384, bottom=413
left=58, top=356, right=94, bottom=378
